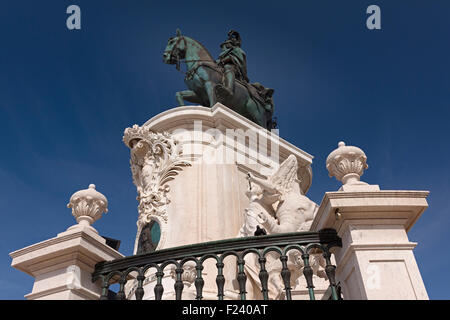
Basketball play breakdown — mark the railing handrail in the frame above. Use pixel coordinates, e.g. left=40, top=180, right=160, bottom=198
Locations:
left=92, top=228, right=341, bottom=281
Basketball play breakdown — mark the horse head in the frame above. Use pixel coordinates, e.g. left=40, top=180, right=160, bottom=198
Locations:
left=162, top=29, right=186, bottom=68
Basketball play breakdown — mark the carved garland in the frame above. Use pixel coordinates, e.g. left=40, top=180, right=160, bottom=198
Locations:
left=123, top=124, right=191, bottom=232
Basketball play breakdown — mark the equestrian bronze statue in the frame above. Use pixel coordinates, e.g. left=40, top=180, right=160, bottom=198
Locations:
left=163, top=29, right=276, bottom=129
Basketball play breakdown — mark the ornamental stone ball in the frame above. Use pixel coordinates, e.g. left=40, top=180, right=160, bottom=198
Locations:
left=67, top=184, right=108, bottom=230
left=326, top=141, right=369, bottom=186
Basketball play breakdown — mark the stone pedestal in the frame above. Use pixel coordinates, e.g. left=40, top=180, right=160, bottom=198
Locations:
left=122, top=103, right=315, bottom=299
left=311, top=142, right=429, bottom=300
left=123, top=103, right=314, bottom=253
left=10, top=184, right=123, bottom=300
left=10, top=226, right=123, bottom=300
left=311, top=190, right=429, bottom=299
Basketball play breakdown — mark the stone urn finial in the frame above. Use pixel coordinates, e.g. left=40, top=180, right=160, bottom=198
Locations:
left=67, top=184, right=108, bottom=231
left=326, top=141, right=369, bottom=186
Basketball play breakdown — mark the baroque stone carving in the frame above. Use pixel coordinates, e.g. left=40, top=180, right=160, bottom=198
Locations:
left=237, top=182, right=271, bottom=237
left=123, top=125, right=191, bottom=229
left=67, top=184, right=108, bottom=229
left=326, top=141, right=368, bottom=186
left=243, top=154, right=318, bottom=235
left=239, top=155, right=326, bottom=299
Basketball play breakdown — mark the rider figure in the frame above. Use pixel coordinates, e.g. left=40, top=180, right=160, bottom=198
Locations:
left=216, top=30, right=249, bottom=98
left=216, top=30, right=276, bottom=128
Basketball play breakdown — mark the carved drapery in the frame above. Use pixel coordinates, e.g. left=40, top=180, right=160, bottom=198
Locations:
left=123, top=125, right=191, bottom=232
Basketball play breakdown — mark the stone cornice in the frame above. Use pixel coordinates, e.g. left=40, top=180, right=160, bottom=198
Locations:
left=323, top=190, right=429, bottom=200
left=140, top=103, right=314, bottom=194
left=10, top=227, right=123, bottom=277
left=311, top=190, right=429, bottom=232
left=24, top=284, right=100, bottom=300
left=143, top=104, right=313, bottom=161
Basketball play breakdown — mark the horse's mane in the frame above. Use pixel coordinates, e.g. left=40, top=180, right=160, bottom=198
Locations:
left=184, top=36, right=215, bottom=61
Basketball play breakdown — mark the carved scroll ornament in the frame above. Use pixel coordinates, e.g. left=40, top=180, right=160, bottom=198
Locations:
left=123, top=125, right=191, bottom=228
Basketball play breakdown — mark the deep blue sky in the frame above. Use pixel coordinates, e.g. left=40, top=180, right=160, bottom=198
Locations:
left=1, top=0, right=449, bottom=299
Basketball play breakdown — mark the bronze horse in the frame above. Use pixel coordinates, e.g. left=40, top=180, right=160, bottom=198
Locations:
left=163, top=30, right=274, bottom=129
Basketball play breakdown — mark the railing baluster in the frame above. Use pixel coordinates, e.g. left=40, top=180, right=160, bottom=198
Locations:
left=174, top=265, right=184, bottom=300
left=323, top=250, right=338, bottom=300
left=135, top=271, right=145, bottom=300
left=258, top=256, right=269, bottom=300
left=302, top=253, right=315, bottom=300
left=116, top=274, right=126, bottom=300
left=100, top=275, right=109, bottom=300
left=237, top=257, right=247, bottom=300
left=195, top=262, right=204, bottom=300
left=154, top=270, right=164, bottom=300
left=216, top=262, right=225, bottom=300
left=280, top=255, right=292, bottom=300
left=92, top=230, right=343, bottom=301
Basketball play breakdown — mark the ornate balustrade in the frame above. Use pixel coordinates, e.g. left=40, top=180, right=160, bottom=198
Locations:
left=92, top=229, right=342, bottom=300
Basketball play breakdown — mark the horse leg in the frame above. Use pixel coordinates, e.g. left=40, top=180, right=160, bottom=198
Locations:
left=175, top=90, right=201, bottom=106
left=204, top=81, right=217, bottom=107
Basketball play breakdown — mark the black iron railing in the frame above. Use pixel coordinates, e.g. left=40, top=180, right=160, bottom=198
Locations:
left=92, top=228, right=342, bottom=300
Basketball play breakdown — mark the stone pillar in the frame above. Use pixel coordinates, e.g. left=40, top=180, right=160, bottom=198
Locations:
left=10, top=184, right=123, bottom=300
left=310, top=142, right=429, bottom=300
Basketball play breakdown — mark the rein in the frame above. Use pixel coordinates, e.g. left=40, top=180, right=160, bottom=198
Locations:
left=183, top=60, right=222, bottom=81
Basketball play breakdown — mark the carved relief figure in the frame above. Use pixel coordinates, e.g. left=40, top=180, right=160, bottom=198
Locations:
left=237, top=177, right=278, bottom=237
left=245, top=154, right=318, bottom=234
left=240, top=154, right=326, bottom=299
